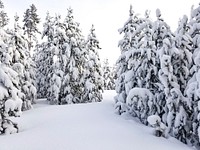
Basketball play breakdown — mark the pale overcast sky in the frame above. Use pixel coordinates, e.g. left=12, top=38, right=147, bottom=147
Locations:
left=3, top=0, right=200, bottom=65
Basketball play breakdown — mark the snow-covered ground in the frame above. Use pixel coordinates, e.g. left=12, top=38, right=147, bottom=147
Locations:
left=0, top=91, right=195, bottom=150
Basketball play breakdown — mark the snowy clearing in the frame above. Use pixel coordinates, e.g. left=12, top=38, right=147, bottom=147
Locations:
left=0, top=91, right=195, bottom=150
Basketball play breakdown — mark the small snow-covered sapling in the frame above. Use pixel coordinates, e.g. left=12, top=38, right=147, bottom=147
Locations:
left=147, top=115, right=166, bottom=137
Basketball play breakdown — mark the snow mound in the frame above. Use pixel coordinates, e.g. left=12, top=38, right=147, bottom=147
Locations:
left=0, top=91, right=194, bottom=150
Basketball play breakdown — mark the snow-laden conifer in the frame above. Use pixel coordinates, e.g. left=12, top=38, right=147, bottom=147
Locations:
left=82, top=25, right=103, bottom=103
left=35, top=12, right=54, bottom=98
left=103, top=59, right=115, bottom=90
left=115, top=5, right=137, bottom=115
left=0, top=0, right=8, bottom=28
left=175, top=15, right=193, bottom=93
left=185, top=4, right=200, bottom=146
left=23, top=4, right=40, bottom=52
left=173, top=15, right=193, bottom=144
left=0, top=2, right=21, bottom=133
left=153, top=9, right=182, bottom=136
left=59, top=8, right=86, bottom=104
left=9, top=14, right=36, bottom=110
left=115, top=7, right=159, bottom=122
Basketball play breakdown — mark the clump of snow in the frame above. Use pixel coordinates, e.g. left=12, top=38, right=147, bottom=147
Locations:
left=127, top=87, right=153, bottom=105
left=147, top=115, right=161, bottom=126
left=4, top=98, right=22, bottom=117
left=156, top=9, right=161, bottom=18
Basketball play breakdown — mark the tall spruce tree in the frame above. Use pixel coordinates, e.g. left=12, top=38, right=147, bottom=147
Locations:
left=23, top=4, right=40, bottom=52
left=173, top=15, right=193, bottom=144
left=0, top=0, right=8, bottom=28
left=115, top=5, right=137, bottom=115
left=83, top=25, right=103, bottom=103
left=9, top=14, right=37, bottom=110
left=59, top=8, right=86, bottom=104
left=126, top=11, right=160, bottom=122
left=152, top=9, right=181, bottom=135
left=0, top=1, right=21, bottom=134
left=115, top=7, right=158, bottom=123
left=185, top=4, right=200, bottom=147
left=103, top=59, right=115, bottom=90
left=51, top=14, right=69, bottom=104
left=35, top=12, right=54, bottom=98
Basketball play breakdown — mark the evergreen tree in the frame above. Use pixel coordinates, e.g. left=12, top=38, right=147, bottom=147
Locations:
left=152, top=9, right=181, bottom=135
left=0, top=4, right=21, bottom=133
left=173, top=15, right=193, bottom=144
left=60, top=8, right=86, bottom=104
left=83, top=25, right=103, bottom=103
left=103, top=59, right=115, bottom=90
left=35, top=12, right=54, bottom=98
left=0, top=0, right=8, bottom=28
left=9, top=14, right=36, bottom=110
left=53, top=14, right=68, bottom=73
left=185, top=4, right=200, bottom=147
left=115, top=7, right=158, bottom=123
left=23, top=4, right=40, bottom=52
left=175, top=15, right=193, bottom=94
left=51, top=14, right=69, bottom=104
left=126, top=10, right=160, bottom=122
left=115, top=5, right=137, bottom=115
left=110, top=65, right=117, bottom=90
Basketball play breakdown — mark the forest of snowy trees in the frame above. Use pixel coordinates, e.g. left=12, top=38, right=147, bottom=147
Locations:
left=0, top=1, right=117, bottom=136
left=2, top=0, right=200, bottom=149
left=115, top=4, right=200, bottom=149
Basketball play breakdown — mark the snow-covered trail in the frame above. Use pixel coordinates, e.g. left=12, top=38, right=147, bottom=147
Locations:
left=0, top=91, right=194, bottom=150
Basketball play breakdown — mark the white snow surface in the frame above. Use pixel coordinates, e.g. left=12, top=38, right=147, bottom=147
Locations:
left=0, top=91, right=195, bottom=150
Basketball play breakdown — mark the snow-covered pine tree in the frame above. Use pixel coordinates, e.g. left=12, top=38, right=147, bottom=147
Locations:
left=59, top=8, right=86, bottom=104
left=51, top=14, right=69, bottom=104
left=48, top=61, right=63, bottom=105
left=110, top=65, right=117, bottom=90
left=83, top=25, right=103, bottom=103
left=120, top=10, right=162, bottom=124
left=35, top=12, right=54, bottom=99
left=185, top=4, right=200, bottom=147
left=8, top=14, right=36, bottom=110
left=42, top=13, right=65, bottom=105
left=102, top=59, right=115, bottom=90
left=0, top=0, right=9, bottom=28
left=35, top=43, right=47, bottom=98
left=125, top=10, right=161, bottom=124
left=116, top=8, right=156, bottom=125
left=21, top=4, right=39, bottom=105
left=175, top=15, right=193, bottom=94
left=11, top=14, right=37, bottom=108
left=151, top=10, right=168, bottom=122
left=173, top=15, right=193, bottom=144
left=153, top=9, right=181, bottom=136
left=23, top=4, right=40, bottom=52
left=53, top=14, right=69, bottom=71
left=115, top=5, right=138, bottom=115
left=0, top=2, right=21, bottom=134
